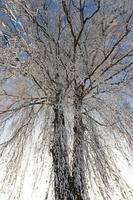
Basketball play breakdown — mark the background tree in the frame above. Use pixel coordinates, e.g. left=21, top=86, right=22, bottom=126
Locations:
left=0, top=0, right=133, bottom=200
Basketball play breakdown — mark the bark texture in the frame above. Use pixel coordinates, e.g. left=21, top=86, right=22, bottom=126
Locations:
left=52, top=91, right=72, bottom=200
left=71, top=84, right=85, bottom=200
left=52, top=85, right=85, bottom=200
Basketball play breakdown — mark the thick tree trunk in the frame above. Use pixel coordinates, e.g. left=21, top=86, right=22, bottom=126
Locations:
left=71, top=84, right=85, bottom=200
left=51, top=85, right=85, bottom=200
left=51, top=92, right=73, bottom=200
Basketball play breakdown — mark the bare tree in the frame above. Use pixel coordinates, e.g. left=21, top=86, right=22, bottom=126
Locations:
left=0, top=0, right=133, bottom=200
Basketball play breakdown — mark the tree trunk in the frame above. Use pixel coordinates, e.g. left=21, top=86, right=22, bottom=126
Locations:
left=51, top=91, right=73, bottom=200
left=51, top=84, right=85, bottom=200
left=71, top=84, right=85, bottom=200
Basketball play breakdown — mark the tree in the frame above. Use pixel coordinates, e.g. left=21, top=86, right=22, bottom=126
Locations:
left=0, top=0, right=133, bottom=200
